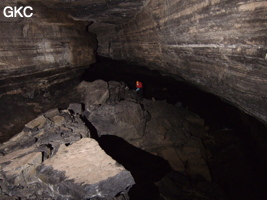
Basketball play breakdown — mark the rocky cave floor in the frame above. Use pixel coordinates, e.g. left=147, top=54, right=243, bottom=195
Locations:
left=1, top=57, right=267, bottom=200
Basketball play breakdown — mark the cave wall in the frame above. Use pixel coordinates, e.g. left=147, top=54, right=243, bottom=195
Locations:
left=0, top=1, right=96, bottom=97
left=0, top=0, right=266, bottom=125
left=91, top=0, right=267, bottom=125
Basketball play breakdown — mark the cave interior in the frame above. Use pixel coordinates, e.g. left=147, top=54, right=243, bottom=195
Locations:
left=0, top=0, right=267, bottom=200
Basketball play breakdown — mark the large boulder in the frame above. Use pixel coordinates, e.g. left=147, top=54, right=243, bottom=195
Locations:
left=0, top=107, right=135, bottom=200
left=107, top=81, right=128, bottom=102
left=87, top=96, right=211, bottom=181
left=135, top=99, right=211, bottom=181
left=77, top=80, right=109, bottom=111
left=138, top=100, right=190, bottom=149
left=89, top=101, right=148, bottom=143
left=36, top=138, right=135, bottom=200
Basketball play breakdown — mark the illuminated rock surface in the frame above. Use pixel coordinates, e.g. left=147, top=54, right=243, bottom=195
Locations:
left=0, top=108, right=134, bottom=200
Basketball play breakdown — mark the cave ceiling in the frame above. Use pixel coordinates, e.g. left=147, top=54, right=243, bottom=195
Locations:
left=21, top=0, right=147, bottom=24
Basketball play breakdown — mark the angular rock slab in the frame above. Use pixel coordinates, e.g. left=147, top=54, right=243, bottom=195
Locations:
left=77, top=80, right=109, bottom=110
left=36, top=138, right=135, bottom=199
left=0, top=146, right=42, bottom=186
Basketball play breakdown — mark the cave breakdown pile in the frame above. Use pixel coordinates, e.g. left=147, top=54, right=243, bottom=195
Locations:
left=0, top=79, right=217, bottom=199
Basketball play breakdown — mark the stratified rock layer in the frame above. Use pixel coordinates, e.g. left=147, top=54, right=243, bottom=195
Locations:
left=0, top=1, right=96, bottom=97
left=91, top=0, right=267, bottom=125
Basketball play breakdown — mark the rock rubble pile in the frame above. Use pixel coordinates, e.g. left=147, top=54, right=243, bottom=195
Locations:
left=1, top=79, right=227, bottom=199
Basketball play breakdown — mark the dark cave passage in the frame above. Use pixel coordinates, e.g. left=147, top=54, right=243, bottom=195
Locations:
left=82, top=56, right=267, bottom=200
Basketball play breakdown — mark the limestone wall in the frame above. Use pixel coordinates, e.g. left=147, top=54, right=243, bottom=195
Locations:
left=92, top=0, right=267, bottom=124
left=0, top=1, right=96, bottom=96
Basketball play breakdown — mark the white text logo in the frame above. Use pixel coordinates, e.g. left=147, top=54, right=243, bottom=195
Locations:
left=3, top=6, right=33, bottom=18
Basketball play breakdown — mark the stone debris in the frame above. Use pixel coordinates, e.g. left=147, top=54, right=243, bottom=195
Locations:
left=68, top=103, right=83, bottom=115
left=52, top=115, right=65, bottom=126
left=85, top=87, right=211, bottom=182
left=1, top=79, right=226, bottom=199
left=1, top=151, right=42, bottom=185
left=0, top=107, right=134, bottom=200
left=25, top=115, right=47, bottom=129
left=43, top=108, right=60, bottom=119
left=0, top=109, right=90, bottom=155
